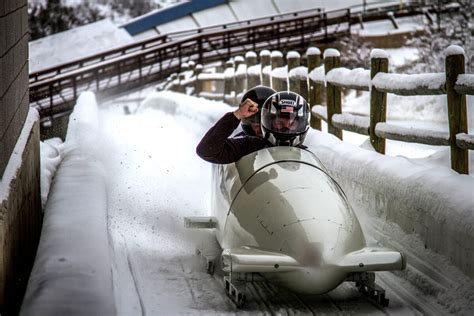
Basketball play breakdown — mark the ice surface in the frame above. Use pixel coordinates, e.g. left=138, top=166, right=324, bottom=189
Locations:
left=31, top=88, right=474, bottom=314
left=22, top=92, right=114, bottom=315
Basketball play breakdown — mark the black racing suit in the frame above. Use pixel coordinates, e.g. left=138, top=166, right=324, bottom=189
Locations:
left=196, top=112, right=272, bottom=164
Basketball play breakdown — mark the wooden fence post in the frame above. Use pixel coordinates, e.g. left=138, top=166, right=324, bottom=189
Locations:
left=246, top=51, right=259, bottom=89
left=224, top=59, right=235, bottom=104
left=194, top=64, right=203, bottom=96
left=307, top=47, right=322, bottom=130
left=287, top=51, right=301, bottom=94
left=370, top=49, right=389, bottom=153
left=445, top=45, right=469, bottom=174
left=260, top=50, right=271, bottom=87
left=271, top=50, right=284, bottom=90
left=324, top=48, right=342, bottom=139
left=234, top=55, right=246, bottom=104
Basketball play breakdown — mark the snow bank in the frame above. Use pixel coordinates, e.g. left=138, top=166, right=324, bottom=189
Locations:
left=39, top=138, right=63, bottom=209
left=22, top=92, right=115, bottom=315
left=303, top=129, right=474, bottom=278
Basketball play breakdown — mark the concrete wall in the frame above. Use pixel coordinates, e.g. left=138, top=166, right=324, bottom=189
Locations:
left=1, top=0, right=30, bottom=176
left=0, top=0, right=43, bottom=314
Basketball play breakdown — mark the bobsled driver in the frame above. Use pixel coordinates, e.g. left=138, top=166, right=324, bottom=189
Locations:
left=196, top=88, right=310, bottom=164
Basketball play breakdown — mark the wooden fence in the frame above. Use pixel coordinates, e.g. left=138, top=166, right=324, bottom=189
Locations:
left=168, top=45, right=473, bottom=175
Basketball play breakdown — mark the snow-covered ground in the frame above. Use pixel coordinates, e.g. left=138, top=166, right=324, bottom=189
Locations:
left=27, top=88, right=473, bottom=315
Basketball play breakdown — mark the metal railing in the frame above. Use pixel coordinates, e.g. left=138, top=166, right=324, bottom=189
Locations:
left=29, top=2, right=458, bottom=120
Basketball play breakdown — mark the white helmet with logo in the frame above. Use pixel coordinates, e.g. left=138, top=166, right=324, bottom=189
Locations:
left=261, top=91, right=310, bottom=146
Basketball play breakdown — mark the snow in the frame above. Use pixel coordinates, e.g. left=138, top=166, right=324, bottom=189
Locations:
left=262, top=65, right=271, bottom=75
left=271, top=65, right=288, bottom=79
left=0, top=109, right=39, bottom=200
left=192, top=3, right=237, bottom=28
left=306, top=47, right=321, bottom=56
left=287, top=51, right=300, bottom=59
left=271, top=50, right=283, bottom=58
left=235, top=63, right=247, bottom=76
left=344, top=90, right=452, bottom=123
left=324, top=48, right=340, bottom=58
left=40, top=138, right=63, bottom=209
left=288, top=66, right=307, bottom=79
left=446, top=44, right=465, bottom=56
left=372, top=73, right=445, bottom=92
left=326, top=67, right=371, bottom=90
left=370, top=48, right=389, bottom=59
left=247, top=64, right=262, bottom=76
left=27, top=87, right=474, bottom=314
left=332, top=112, right=370, bottom=131
left=29, top=19, right=134, bottom=73
left=245, top=51, right=257, bottom=59
left=375, top=123, right=450, bottom=145
left=234, top=55, right=245, bottom=63
left=457, top=74, right=474, bottom=87
left=229, top=0, right=278, bottom=20
left=197, top=73, right=225, bottom=81
left=384, top=47, right=420, bottom=68
left=308, top=65, right=325, bottom=84
left=22, top=92, right=115, bottom=315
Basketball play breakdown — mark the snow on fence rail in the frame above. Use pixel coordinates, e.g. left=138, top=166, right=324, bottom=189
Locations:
left=167, top=45, right=473, bottom=175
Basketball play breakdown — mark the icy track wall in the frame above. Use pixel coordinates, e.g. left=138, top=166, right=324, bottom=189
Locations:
left=305, top=130, right=474, bottom=278
left=21, top=92, right=115, bottom=315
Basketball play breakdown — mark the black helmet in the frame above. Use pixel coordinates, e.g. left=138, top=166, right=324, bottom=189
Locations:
left=240, top=86, right=276, bottom=136
left=261, top=91, right=310, bottom=146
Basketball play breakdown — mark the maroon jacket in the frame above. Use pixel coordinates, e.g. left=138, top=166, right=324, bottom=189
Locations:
left=196, top=112, right=271, bottom=164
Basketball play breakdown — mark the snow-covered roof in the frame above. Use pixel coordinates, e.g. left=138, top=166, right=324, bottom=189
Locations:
left=125, top=0, right=325, bottom=40
left=29, top=19, right=134, bottom=73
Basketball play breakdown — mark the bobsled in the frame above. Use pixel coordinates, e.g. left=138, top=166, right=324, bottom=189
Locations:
left=186, top=146, right=405, bottom=306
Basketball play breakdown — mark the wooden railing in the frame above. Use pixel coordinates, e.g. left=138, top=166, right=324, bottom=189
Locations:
left=30, top=2, right=458, bottom=121
left=169, top=45, right=473, bottom=175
